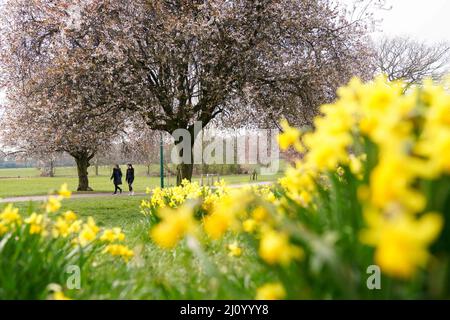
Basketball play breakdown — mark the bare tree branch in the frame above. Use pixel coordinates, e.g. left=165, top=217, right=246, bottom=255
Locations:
left=376, top=36, right=450, bottom=87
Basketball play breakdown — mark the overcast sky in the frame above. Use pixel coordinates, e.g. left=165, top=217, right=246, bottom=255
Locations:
left=373, top=0, right=450, bottom=43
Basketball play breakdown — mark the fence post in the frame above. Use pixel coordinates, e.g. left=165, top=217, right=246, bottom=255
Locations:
left=160, top=132, right=164, bottom=188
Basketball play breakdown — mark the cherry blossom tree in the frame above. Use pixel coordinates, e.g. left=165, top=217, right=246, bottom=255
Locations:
left=104, top=0, right=376, bottom=182
left=0, top=0, right=127, bottom=191
left=120, top=124, right=161, bottom=176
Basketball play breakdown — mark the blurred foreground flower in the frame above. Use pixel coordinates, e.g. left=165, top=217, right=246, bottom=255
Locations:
left=256, top=283, right=286, bottom=300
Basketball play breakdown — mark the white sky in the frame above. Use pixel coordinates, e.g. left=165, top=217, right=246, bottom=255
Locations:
left=373, top=0, right=450, bottom=43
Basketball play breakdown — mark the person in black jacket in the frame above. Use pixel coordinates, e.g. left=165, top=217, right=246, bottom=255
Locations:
left=126, top=163, right=135, bottom=196
left=110, top=164, right=123, bottom=195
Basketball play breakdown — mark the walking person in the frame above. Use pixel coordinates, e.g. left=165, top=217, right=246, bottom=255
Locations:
left=126, top=163, right=135, bottom=196
left=111, top=164, right=123, bottom=195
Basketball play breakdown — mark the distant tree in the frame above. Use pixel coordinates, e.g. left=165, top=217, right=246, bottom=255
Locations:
left=376, top=36, right=450, bottom=88
left=0, top=0, right=127, bottom=191
left=120, top=123, right=161, bottom=176
left=34, top=151, right=60, bottom=177
left=91, top=145, right=114, bottom=176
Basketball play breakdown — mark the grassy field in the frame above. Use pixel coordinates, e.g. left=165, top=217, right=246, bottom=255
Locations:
left=14, top=196, right=147, bottom=231
left=0, top=168, right=283, bottom=198
left=9, top=196, right=275, bottom=299
left=0, top=163, right=286, bottom=178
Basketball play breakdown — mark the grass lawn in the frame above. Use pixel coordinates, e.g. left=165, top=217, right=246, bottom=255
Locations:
left=8, top=195, right=276, bottom=299
left=0, top=163, right=287, bottom=178
left=0, top=176, right=162, bottom=198
left=13, top=196, right=147, bottom=232
left=0, top=172, right=283, bottom=198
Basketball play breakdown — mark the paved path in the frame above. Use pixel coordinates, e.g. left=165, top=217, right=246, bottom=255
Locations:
left=0, top=192, right=146, bottom=203
left=0, top=181, right=274, bottom=203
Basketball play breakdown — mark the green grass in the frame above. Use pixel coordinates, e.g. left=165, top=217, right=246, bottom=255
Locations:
left=0, top=167, right=40, bottom=178
left=14, top=196, right=147, bottom=231
left=0, top=176, right=161, bottom=198
left=0, top=163, right=287, bottom=178
left=0, top=172, right=283, bottom=198
left=8, top=196, right=275, bottom=299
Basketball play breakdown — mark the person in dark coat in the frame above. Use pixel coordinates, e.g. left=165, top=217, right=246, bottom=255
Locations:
left=126, top=163, right=135, bottom=196
left=110, top=164, right=123, bottom=194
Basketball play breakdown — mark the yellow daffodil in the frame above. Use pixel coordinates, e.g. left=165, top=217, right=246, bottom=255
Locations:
left=202, top=191, right=249, bottom=239
left=52, top=218, right=70, bottom=238
left=277, top=119, right=303, bottom=152
left=243, top=219, right=257, bottom=233
left=252, top=206, right=268, bottom=222
left=58, top=183, right=72, bottom=199
left=203, top=210, right=235, bottom=240
left=0, top=222, right=8, bottom=235
left=227, top=242, right=242, bottom=257
left=101, top=227, right=125, bottom=242
left=363, top=75, right=400, bottom=111
left=62, top=210, right=77, bottom=222
left=103, top=244, right=134, bottom=262
left=52, top=291, right=72, bottom=300
left=369, top=154, right=426, bottom=213
left=360, top=210, right=443, bottom=279
left=150, top=206, right=196, bottom=248
left=255, top=282, right=286, bottom=300
left=46, top=196, right=62, bottom=213
left=24, top=212, right=45, bottom=235
left=68, top=220, right=82, bottom=233
left=0, top=204, right=21, bottom=226
left=259, top=230, right=303, bottom=266
left=78, top=217, right=99, bottom=246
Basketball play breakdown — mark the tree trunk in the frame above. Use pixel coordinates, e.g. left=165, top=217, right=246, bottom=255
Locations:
left=176, top=162, right=194, bottom=185
left=74, top=154, right=93, bottom=191
left=39, top=159, right=55, bottom=177
left=147, top=164, right=151, bottom=176
left=49, top=160, right=55, bottom=177
left=174, top=124, right=203, bottom=185
left=176, top=139, right=195, bottom=185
